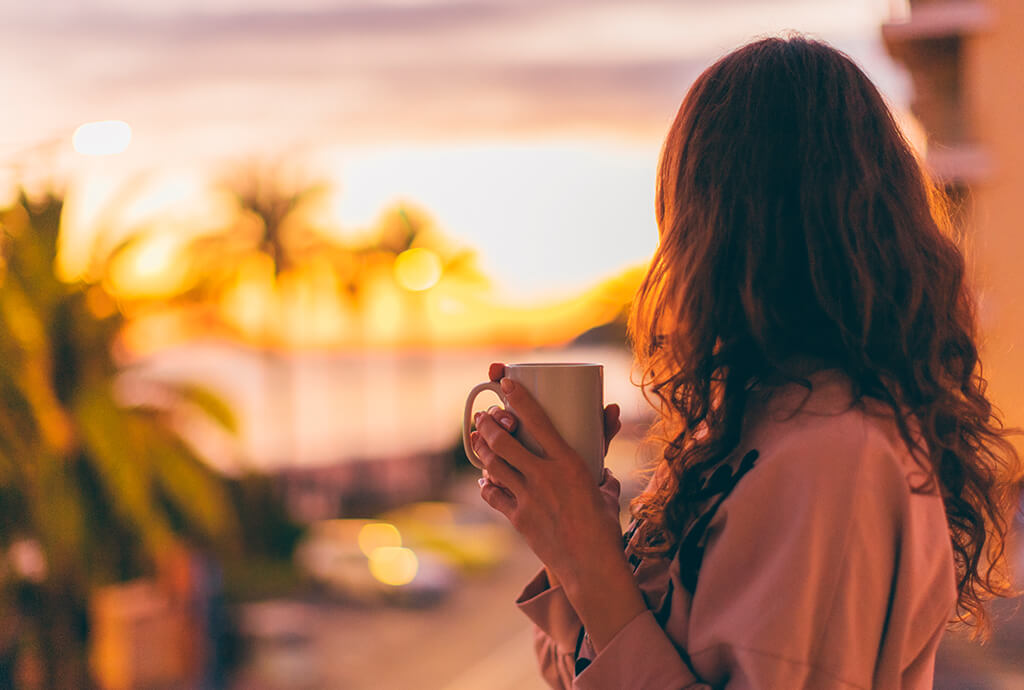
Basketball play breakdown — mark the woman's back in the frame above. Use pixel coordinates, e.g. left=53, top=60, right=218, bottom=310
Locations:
left=521, top=369, right=957, bottom=689
left=683, top=370, right=956, bottom=688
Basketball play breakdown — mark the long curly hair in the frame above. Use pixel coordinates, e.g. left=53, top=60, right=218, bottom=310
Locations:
left=628, top=34, right=1021, bottom=635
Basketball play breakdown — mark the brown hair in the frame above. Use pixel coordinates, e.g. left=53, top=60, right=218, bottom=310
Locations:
left=628, top=34, right=1021, bottom=635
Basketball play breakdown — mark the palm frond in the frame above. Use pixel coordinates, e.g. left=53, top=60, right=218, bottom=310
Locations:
left=73, top=385, right=174, bottom=555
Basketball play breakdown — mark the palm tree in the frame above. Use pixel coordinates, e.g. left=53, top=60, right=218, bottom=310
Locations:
left=0, top=191, right=240, bottom=687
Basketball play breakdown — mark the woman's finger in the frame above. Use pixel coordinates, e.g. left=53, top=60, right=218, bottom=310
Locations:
left=470, top=429, right=526, bottom=493
left=479, top=477, right=516, bottom=518
left=475, top=412, right=537, bottom=470
left=496, top=378, right=571, bottom=458
left=488, top=362, right=506, bottom=382
left=603, top=403, right=622, bottom=454
left=486, top=405, right=518, bottom=433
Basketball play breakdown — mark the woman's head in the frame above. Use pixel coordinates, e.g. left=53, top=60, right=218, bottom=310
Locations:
left=640, top=34, right=951, bottom=378
left=630, top=34, right=1020, bottom=633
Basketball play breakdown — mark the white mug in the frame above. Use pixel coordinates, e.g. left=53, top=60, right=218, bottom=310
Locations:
left=462, top=363, right=605, bottom=483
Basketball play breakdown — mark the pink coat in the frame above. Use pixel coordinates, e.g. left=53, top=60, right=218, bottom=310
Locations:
left=517, top=371, right=957, bottom=689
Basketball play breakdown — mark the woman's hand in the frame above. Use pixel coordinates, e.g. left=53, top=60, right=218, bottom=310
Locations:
left=470, top=363, right=647, bottom=651
left=483, top=362, right=622, bottom=455
left=480, top=363, right=624, bottom=523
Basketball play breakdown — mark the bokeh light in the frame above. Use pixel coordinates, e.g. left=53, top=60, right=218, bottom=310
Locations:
left=72, top=120, right=132, bottom=156
left=368, top=546, right=419, bottom=586
left=393, top=247, right=442, bottom=291
left=357, top=522, right=402, bottom=558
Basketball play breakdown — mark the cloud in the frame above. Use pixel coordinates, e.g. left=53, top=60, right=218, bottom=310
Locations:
left=1, top=0, right=901, bottom=163
left=0, top=0, right=905, bottom=297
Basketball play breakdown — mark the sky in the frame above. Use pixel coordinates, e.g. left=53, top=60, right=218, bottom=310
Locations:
left=1, top=0, right=908, bottom=297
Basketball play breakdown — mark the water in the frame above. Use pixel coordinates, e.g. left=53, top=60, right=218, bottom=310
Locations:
left=128, top=343, right=647, bottom=473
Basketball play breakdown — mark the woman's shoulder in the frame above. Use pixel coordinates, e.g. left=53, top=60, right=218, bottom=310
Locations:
left=736, top=369, right=935, bottom=503
left=703, top=369, right=951, bottom=581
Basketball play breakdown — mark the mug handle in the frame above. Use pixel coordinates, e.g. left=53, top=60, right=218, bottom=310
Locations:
left=463, top=381, right=506, bottom=469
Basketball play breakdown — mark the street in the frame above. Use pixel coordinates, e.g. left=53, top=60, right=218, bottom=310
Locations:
left=231, top=457, right=1024, bottom=690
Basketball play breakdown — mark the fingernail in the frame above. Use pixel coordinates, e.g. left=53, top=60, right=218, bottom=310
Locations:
left=500, top=378, right=514, bottom=394
left=474, top=411, right=482, bottom=424
left=478, top=477, right=487, bottom=487
left=498, top=415, right=513, bottom=431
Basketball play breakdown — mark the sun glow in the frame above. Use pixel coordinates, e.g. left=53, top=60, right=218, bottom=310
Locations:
left=106, top=232, right=187, bottom=298
left=319, top=141, right=660, bottom=298
left=219, top=254, right=277, bottom=336
left=53, top=139, right=651, bottom=351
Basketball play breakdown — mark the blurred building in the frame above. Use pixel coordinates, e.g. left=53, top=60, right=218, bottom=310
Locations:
left=885, top=4, right=1024, bottom=681
left=883, top=0, right=1024, bottom=438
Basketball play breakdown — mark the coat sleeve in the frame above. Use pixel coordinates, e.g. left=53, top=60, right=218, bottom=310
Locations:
left=516, top=569, right=584, bottom=689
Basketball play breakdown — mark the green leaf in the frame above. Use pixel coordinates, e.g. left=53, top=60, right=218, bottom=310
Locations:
left=176, top=383, right=239, bottom=435
left=32, top=455, right=89, bottom=580
left=73, top=386, right=173, bottom=555
left=0, top=278, right=49, bottom=351
left=0, top=444, right=15, bottom=488
left=147, top=433, right=238, bottom=546
left=0, top=365, right=39, bottom=451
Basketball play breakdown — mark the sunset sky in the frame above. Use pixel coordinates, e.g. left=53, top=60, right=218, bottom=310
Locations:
left=2, top=0, right=907, bottom=297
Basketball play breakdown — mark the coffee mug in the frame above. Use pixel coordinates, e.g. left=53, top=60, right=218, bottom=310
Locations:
left=462, top=363, right=605, bottom=483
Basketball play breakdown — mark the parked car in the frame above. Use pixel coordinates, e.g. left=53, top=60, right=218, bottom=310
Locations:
left=379, top=501, right=511, bottom=572
left=294, top=519, right=454, bottom=606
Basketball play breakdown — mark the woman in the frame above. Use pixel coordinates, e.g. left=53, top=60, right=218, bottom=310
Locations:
left=469, top=35, right=1021, bottom=689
